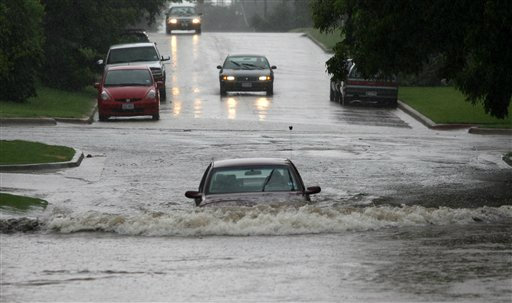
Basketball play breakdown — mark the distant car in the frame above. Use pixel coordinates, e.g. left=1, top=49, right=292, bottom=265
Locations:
left=94, top=66, right=162, bottom=121
left=97, top=43, right=170, bottom=98
left=330, top=60, right=398, bottom=107
left=217, top=55, right=276, bottom=96
left=185, top=158, right=321, bottom=207
left=165, top=6, right=202, bottom=34
left=119, top=29, right=150, bottom=43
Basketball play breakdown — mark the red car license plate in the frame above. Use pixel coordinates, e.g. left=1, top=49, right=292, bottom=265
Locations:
left=122, top=103, right=134, bottom=110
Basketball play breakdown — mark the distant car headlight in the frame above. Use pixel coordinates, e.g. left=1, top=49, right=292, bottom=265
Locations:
left=146, top=89, right=156, bottom=99
left=100, top=90, right=110, bottom=101
left=259, top=76, right=271, bottom=81
left=169, top=18, right=178, bottom=24
left=192, top=18, right=201, bottom=24
left=223, top=76, right=235, bottom=81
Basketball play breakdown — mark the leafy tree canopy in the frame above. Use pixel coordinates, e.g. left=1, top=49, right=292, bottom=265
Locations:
left=0, top=0, right=44, bottom=102
left=312, top=0, right=512, bottom=118
left=41, top=0, right=171, bottom=90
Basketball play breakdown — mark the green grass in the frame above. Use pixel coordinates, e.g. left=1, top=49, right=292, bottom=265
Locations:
left=290, top=27, right=342, bottom=50
left=0, top=193, right=48, bottom=212
left=0, top=140, right=75, bottom=165
left=0, top=85, right=96, bottom=118
left=399, top=86, right=512, bottom=128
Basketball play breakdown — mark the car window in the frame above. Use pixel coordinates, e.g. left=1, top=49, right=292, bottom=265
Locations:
left=349, top=65, right=396, bottom=81
left=107, top=46, right=158, bottom=64
left=207, top=166, right=298, bottom=194
left=223, top=56, right=269, bottom=70
left=104, top=69, right=153, bottom=87
left=169, top=7, right=196, bottom=16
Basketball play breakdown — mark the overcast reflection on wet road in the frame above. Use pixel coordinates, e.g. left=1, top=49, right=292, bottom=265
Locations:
left=1, top=30, right=511, bottom=302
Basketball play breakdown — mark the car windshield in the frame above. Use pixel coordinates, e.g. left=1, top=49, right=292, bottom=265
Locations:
left=104, top=69, right=153, bottom=87
left=349, top=66, right=396, bottom=81
left=223, top=56, right=269, bottom=70
left=169, top=7, right=196, bottom=16
left=107, top=46, right=158, bottom=64
left=207, top=166, right=298, bottom=194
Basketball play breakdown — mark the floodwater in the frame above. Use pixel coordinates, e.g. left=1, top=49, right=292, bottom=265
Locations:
left=1, top=31, right=511, bottom=302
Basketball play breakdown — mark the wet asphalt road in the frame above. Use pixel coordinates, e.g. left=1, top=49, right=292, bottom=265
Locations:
left=1, top=31, right=511, bottom=302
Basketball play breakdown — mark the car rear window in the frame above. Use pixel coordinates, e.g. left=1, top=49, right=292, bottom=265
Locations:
left=107, top=46, right=158, bottom=64
left=207, top=166, right=298, bottom=194
left=104, top=69, right=153, bottom=87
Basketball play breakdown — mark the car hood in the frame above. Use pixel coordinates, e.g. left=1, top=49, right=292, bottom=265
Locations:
left=171, top=16, right=199, bottom=20
left=107, top=62, right=162, bottom=69
left=104, top=86, right=153, bottom=99
left=199, top=192, right=307, bottom=208
left=220, top=69, right=271, bottom=77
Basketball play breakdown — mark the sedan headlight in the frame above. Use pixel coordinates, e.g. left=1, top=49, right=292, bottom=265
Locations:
left=146, top=89, right=156, bottom=99
left=100, top=90, right=110, bottom=101
left=192, top=18, right=201, bottom=24
left=259, top=76, right=271, bottom=81
left=169, top=18, right=178, bottom=24
left=223, top=76, right=235, bottom=81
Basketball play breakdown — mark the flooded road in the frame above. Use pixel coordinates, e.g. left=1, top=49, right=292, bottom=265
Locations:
left=1, top=31, right=511, bottom=302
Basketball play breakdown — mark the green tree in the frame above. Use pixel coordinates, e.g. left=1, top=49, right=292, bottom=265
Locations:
left=312, top=0, right=512, bottom=118
left=0, top=0, right=44, bottom=102
left=41, top=0, right=169, bottom=90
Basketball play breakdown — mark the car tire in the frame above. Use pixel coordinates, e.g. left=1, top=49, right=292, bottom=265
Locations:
left=99, top=115, right=108, bottom=122
left=160, top=88, right=166, bottom=99
left=266, top=84, right=274, bottom=96
left=329, top=85, right=334, bottom=101
left=152, top=114, right=160, bottom=121
left=220, top=84, right=227, bottom=96
left=196, top=28, right=202, bottom=34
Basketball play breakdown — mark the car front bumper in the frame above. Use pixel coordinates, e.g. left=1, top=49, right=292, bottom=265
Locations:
left=98, top=100, right=159, bottom=117
left=221, top=80, right=272, bottom=92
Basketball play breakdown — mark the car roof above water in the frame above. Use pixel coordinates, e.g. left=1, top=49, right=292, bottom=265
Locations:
left=212, top=158, right=291, bottom=168
left=109, top=42, right=156, bottom=50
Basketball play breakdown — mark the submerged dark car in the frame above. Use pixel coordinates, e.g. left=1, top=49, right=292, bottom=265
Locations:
left=185, top=158, right=321, bottom=207
left=165, top=6, right=202, bottom=34
left=330, top=60, right=398, bottom=107
left=217, top=55, right=276, bottom=96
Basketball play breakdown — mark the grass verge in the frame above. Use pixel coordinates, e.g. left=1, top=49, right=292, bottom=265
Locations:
left=290, top=27, right=342, bottom=51
left=0, top=193, right=48, bottom=212
left=0, top=140, right=75, bottom=165
left=0, top=85, right=96, bottom=118
left=399, top=87, right=512, bottom=128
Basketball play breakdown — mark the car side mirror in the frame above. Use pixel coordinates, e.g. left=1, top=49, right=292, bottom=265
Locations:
left=216, top=65, right=222, bottom=69
left=96, top=59, right=104, bottom=65
left=271, top=65, right=277, bottom=70
left=94, top=82, right=100, bottom=89
left=156, top=81, right=164, bottom=89
left=161, top=56, right=170, bottom=61
left=185, top=191, right=201, bottom=199
left=305, top=186, right=321, bottom=195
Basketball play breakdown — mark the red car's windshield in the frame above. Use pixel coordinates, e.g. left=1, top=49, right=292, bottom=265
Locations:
left=104, top=69, right=153, bottom=87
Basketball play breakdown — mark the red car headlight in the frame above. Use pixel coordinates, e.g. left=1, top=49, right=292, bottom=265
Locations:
left=100, top=90, right=111, bottom=101
left=146, top=89, right=156, bottom=99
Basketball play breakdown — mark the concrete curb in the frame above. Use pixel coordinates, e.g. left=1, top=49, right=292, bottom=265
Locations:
left=0, top=103, right=97, bottom=126
left=0, top=149, right=84, bottom=172
left=398, top=100, right=511, bottom=134
left=301, top=32, right=333, bottom=54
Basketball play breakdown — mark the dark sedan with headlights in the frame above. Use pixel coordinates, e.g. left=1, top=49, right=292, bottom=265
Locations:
left=185, top=158, right=321, bottom=207
left=165, top=6, right=202, bottom=34
left=217, top=55, right=276, bottom=96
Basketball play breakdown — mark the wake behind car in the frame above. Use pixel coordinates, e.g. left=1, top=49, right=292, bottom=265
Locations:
left=95, top=66, right=162, bottom=121
left=166, top=6, right=202, bottom=34
left=330, top=60, right=398, bottom=107
left=97, top=43, right=170, bottom=98
left=185, top=158, right=321, bottom=207
left=217, top=55, right=276, bottom=96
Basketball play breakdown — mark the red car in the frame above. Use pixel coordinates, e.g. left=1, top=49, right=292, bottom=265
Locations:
left=95, top=66, right=162, bottom=121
